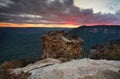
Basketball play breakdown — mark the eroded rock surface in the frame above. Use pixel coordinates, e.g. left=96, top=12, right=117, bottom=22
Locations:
left=42, top=31, right=84, bottom=61
left=12, top=58, right=61, bottom=74
left=12, top=58, right=120, bottom=79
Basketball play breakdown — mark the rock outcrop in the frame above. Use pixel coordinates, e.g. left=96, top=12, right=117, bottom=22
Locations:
left=42, top=31, right=84, bottom=61
left=88, top=44, right=104, bottom=59
left=12, top=58, right=120, bottom=79
left=88, top=39, right=120, bottom=60
left=0, top=60, right=28, bottom=69
left=0, top=60, right=30, bottom=79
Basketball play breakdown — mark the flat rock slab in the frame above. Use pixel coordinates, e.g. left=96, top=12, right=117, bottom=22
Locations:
left=13, top=58, right=120, bottom=79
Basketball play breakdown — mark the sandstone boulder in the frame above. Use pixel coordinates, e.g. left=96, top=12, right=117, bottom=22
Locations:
left=42, top=31, right=84, bottom=61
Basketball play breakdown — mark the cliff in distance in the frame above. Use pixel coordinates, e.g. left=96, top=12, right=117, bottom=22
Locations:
left=69, top=25, right=120, bottom=52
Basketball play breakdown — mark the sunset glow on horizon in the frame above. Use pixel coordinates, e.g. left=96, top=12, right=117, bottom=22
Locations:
left=0, top=0, right=120, bottom=28
left=0, top=22, right=80, bottom=28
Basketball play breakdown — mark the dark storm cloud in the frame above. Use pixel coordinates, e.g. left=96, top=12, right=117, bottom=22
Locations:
left=0, top=0, right=120, bottom=25
left=0, top=0, right=74, bottom=14
left=0, top=0, right=77, bottom=23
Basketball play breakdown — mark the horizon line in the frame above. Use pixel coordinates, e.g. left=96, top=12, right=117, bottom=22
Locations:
left=0, top=22, right=120, bottom=28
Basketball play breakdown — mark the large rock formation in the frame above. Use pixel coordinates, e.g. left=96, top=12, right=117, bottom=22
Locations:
left=11, top=58, right=120, bottom=79
left=42, top=31, right=84, bottom=61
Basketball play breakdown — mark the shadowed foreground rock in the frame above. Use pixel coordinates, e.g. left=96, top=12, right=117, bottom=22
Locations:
left=0, top=60, right=28, bottom=69
left=42, top=31, right=84, bottom=61
left=12, top=58, right=120, bottom=79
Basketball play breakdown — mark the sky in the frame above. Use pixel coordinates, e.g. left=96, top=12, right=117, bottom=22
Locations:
left=0, top=0, right=120, bottom=28
left=74, top=0, right=120, bottom=14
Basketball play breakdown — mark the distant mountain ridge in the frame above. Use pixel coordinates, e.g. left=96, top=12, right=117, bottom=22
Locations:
left=69, top=25, right=120, bottom=52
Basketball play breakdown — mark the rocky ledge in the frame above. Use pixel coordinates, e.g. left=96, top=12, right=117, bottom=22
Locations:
left=11, top=58, right=120, bottom=79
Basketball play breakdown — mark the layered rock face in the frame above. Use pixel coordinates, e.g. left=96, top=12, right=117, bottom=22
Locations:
left=42, top=31, right=84, bottom=61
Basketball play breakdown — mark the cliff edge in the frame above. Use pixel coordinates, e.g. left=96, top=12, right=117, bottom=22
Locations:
left=11, top=58, right=120, bottom=79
